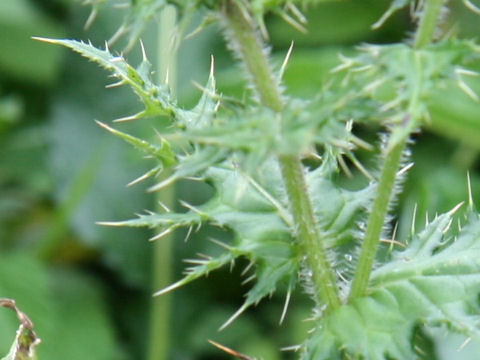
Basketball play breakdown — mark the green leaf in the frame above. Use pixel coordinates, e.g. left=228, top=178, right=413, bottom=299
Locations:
left=334, top=39, right=480, bottom=138
left=0, top=253, right=119, bottom=360
left=303, top=211, right=480, bottom=360
left=0, top=0, right=65, bottom=84
left=33, top=38, right=177, bottom=121
left=104, top=157, right=373, bottom=326
left=95, top=120, right=176, bottom=167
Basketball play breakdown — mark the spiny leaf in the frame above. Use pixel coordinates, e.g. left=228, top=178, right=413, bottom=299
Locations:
left=307, top=157, right=375, bottom=248
left=174, top=97, right=353, bottom=169
left=302, top=211, right=480, bottom=360
left=334, top=39, right=480, bottom=141
left=95, top=120, right=176, bottom=166
left=154, top=252, right=235, bottom=296
left=149, top=146, right=229, bottom=192
left=33, top=38, right=177, bottom=121
left=175, top=58, right=219, bottom=130
left=104, top=158, right=373, bottom=326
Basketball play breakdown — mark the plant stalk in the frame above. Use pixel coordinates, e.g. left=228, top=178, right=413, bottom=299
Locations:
left=147, top=5, right=177, bottom=360
left=222, top=0, right=341, bottom=311
left=414, top=0, right=446, bottom=49
left=348, top=0, right=446, bottom=301
left=348, top=138, right=406, bottom=300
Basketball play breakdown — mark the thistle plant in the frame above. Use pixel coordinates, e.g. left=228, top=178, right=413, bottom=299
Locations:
left=35, top=0, right=480, bottom=358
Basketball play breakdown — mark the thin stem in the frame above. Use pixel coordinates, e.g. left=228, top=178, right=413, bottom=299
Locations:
left=414, top=0, right=446, bottom=49
left=348, top=0, right=445, bottom=301
left=279, top=155, right=342, bottom=309
left=222, top=1, right=283, bottom=112
left=147, top=5, right=177, bottom=360
left=222, top=0, right=341, bottom=311
left=348, top=138, right=406, bottom=300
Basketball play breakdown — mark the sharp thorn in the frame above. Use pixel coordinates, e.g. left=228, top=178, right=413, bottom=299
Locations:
left=219, top=304, right=249, bottom=331
left=279, top=290, right=291, bottom=325
left=467, top=171, right=474, bottom=209
left=279, top=41, right=294, bottom=80
left=140, top=39, right=148, bottom=61
left=447, top=201, right=465, bottom=216
left=149, top=227, right=174, bottom=241
left=153, top=280, right=184, bottom=297
left=208, top=340, right=254, bottom=360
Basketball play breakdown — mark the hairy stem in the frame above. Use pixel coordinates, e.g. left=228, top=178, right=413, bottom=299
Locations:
left=221, top=2, right=283, bottom=112
left=348, top=138, right=406, bottom=300
left=221, top=0, right=341, bottom=311
left=348, top=0, right=445, bottom=301
left=279, top=155, right=342, bottom=309
left=414, top=0, right=446, bottom=49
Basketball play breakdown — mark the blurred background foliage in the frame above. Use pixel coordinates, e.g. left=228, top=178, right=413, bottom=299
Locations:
left=1, top=0, right=480, bottom=359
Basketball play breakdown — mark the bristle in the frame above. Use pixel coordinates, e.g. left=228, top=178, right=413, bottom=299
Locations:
left=464, top=0, right=480, bottom=14
left=183, top=225, right=193, bottom=242
left=458, top=79, right=479, bottom=101
left=458, top=336, right=472, bottom=351
left=208, top=340, right=254, bottom=360
left=279, top=289, right=291, bottom=325
left=108, top=24, right=127, bottom=47
left=278, top=41, right=294, bottom=81
left=219, top=303, right=249, bottom=331
left=139, top=40, right=148, bottom=61
left=280, top=344, right=302, bottom=352
left=84, top=8, right=98, bottom=30
left=241, top=261, right=255, bottom=276
left=467, top=172, right=474, bottom=209
left=149, top=227, right=174, bottom=241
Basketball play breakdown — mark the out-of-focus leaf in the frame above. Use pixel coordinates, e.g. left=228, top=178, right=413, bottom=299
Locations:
left=39, top=269, right=122, bottom=360
left=268, top=0, right=387, bottom=47
left=428, top=80, right=480, bottom=149
left=0, top=254, right=49, bottom=356
left=0, top=95, right=23, bottom=128
left=0, top=253, right=120, bottom=360
left=0, top=125, right=51, bottom=194
left=49, top=94, right=151, bottom=286
left=0, top=0, right=65, bottom=84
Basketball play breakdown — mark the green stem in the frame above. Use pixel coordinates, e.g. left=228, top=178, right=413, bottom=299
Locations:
left=348, top=0, right=446, bottom=301
left=348, top=138, right=406, bottom=300
left=414, top=0, right=446, bottom=49
left=147, top=5, right=177, bottom=360
left=222, top=1, right=341, bottom=311
left=279, top=155, right=342, bottom=309
left=222, top=1, right=283, bottom=112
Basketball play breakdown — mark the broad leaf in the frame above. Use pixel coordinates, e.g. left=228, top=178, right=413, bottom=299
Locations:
left=302, top=211, right=480, bottom=360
